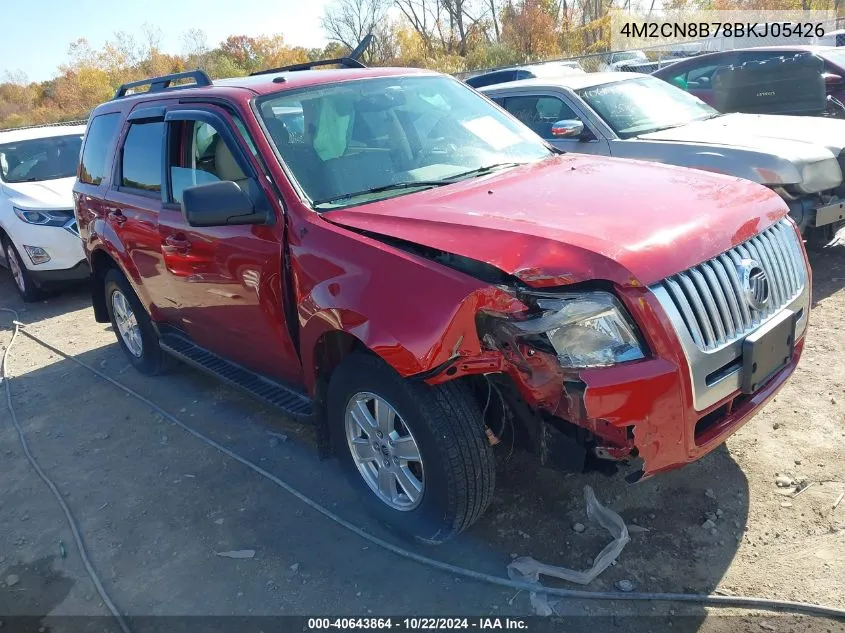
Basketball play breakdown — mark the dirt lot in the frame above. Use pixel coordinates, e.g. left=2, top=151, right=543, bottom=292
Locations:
left=1, top=244, right=844, bottom=633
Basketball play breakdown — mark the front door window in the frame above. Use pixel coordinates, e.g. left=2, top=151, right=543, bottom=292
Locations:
left=502, top=95, right=582, bottom=139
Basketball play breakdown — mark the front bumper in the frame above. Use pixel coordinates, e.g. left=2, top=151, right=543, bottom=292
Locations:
left=500, top=219, right=810, bottom=479
left=813, top=199, right=845, bottom=228
left=29, top=260, right=90, bottom=288
left=788, top=196, right=845, bottom=230
left=503, top=288, right=807, bottom=480
left=580, top=337, right=804, bottom=480
left=3, top=220, right=86, bottom=272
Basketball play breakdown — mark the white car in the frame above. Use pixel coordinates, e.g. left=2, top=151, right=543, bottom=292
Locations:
left=600, top=50, right=649, bottom=71
left=0, top=124, right=88, bottom=301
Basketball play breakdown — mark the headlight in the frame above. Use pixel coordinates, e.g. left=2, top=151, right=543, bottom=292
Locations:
left=485, top=291, right=645, bottom=368
left=12, top=207, right=74, bottom=227
left=799, top=159, right=841, bottom=194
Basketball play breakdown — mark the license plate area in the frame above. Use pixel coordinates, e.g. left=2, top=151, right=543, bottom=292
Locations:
left=814, top=200, right=845, bottom=227
left=741, top=310, right=796, bottom=394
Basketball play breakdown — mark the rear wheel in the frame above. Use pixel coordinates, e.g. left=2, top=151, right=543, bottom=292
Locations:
left=3, top=238, right=40, bottom=302
left=328, top=353, right=495, bottom=544
left=104, top=269, right=173, bottom=375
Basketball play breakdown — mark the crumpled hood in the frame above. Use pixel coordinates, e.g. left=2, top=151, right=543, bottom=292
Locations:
left=638, top=113, right=845, bottom=163
left=327, top=155, right=788, bottom=288
left=1, top=177, right=76, bottom=209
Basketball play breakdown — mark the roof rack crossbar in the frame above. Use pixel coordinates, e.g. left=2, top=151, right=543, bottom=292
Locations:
left=249, top=57, right=366, bottom=76
left=113, top=70, right=212, bottom=100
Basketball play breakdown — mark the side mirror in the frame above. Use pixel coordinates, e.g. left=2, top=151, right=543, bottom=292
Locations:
left=824, top=72, right=843, bottom=85
left=181, top=180, right=269, bottom=227
left=550, top=119, right=585, bottom=139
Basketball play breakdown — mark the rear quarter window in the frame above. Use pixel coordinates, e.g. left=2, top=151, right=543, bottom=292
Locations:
left=79, top=113, right=121, bottom=185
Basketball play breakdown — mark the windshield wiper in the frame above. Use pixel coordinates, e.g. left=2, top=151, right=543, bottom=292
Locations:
left=312, top=163, right=529, bottom=209
left=441, top=162, right=528, bottom=182
left=636, top=114, right=723, bottom=137
left=312, top=181, right=449, bottom=208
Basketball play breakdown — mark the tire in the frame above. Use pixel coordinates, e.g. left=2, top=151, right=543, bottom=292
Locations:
left=328, top=353, right=495, bottom=544
left=804, top=226, right=832, bottom=251
left=805, top=220, right=845, bottom=251
left=104, top=268, right=173, bottom=375
left=3, top=237, right=40, bottom=302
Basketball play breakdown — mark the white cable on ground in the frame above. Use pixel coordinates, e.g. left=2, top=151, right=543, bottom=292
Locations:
left=4, top=314, right=845, bottom=621
left=0, top=309, right=132, bottom=633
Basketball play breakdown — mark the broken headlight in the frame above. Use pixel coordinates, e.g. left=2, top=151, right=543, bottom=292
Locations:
left=798, top=159, right=841, bottom=194
left=487, top=291, right=645, bottom=368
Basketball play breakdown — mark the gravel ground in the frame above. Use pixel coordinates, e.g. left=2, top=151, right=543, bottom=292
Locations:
left=0, top=244, right=844, bottom=633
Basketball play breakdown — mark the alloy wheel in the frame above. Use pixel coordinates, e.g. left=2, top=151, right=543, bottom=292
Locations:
left=345, top=392, right=424, bottom=511
left=111, top=289, right=143, bottom=358
left=6, top=244, right=25, bottom=293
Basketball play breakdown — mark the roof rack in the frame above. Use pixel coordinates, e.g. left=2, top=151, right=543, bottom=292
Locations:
left=250, top=33, right=374, bottom=77
left=113, top=70, right=212, bottom=100
left=249, top=57, right=366, bottom=76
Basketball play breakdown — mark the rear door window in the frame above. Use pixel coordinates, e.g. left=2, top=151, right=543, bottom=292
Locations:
left=120, top=121, right=164, bottom=193
left=685, top=64, right=722, bottom=88
left=666, top=55, right=737, bottom=92
left=80, top=113, right=121, bottom=185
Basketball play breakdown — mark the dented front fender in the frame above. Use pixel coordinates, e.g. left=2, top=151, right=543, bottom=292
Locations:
left=293, top=215, right=523, bottom=393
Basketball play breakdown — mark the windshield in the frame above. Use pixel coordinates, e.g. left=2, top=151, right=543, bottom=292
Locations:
left=256, top=75, right=552, bottom=209
left=0, top=134, right=83, bottom=183
left=576, top=76, right=718, bottom=139
left=822, top=49, right=845, bottom=69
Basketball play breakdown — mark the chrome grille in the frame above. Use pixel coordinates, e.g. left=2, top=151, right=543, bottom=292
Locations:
left=657, top=219, right=806, bottom=351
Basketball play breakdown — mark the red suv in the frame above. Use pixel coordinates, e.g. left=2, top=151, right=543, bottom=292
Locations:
left=74, top=62, right=810, bottom=543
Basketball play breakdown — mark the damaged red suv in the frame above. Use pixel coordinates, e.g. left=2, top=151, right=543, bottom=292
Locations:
left=74, top=62, right=810, bottom=543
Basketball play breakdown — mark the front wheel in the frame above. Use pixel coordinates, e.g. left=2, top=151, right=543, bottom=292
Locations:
left=328, top=353, right=495, bottom=544
left=104, top=269, right=173, bottom=375
left=3, top=238, right=40, bottom=302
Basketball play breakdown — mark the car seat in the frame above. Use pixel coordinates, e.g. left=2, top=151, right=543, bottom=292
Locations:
left=214, top=140, right=250, bottom=190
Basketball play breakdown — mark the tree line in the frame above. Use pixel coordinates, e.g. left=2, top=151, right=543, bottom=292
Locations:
left=0, top=0, right=838, bottom=129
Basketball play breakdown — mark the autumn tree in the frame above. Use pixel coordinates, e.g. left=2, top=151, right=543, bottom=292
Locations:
left=322, top=0, right=389, bottom=60
left=500, top=0, right=560, bottom=59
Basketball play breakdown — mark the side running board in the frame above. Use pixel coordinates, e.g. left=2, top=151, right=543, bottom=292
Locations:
left=159, top=333, right=313, bottom=422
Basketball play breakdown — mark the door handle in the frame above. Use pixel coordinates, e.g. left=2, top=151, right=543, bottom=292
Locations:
left=109, top=209, right=127, bottom=225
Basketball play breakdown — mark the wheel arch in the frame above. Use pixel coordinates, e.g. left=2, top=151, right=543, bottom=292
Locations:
left=89, top=247, right=119, bottom=323
left=306, top=325, right=370, bottom=459
left=0, top=225, right=10, bottom=262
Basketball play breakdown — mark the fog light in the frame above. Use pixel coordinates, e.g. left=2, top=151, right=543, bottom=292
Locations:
left=22, top=245, right=51, bottom=265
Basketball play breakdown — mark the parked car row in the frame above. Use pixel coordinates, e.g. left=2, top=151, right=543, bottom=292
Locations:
left=465, top=60, right=585, bottom=89
left=652, top=46, right=845, bottom=117
left=0, top=58, right=816, bottom=545
left=480, top=72, right=845, bottom=247
left=467, top=46, right=845, bottom=119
